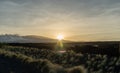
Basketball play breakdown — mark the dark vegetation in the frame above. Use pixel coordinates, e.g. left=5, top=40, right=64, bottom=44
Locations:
left=0, top=43, right=120, bottom=73
left=8, top=42, right=119, bottom=56
left=67, top=44, right=119, bottom=56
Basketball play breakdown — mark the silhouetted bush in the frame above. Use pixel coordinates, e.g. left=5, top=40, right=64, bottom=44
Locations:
left=0, top=45, right=119, bottom=73
left=67, top=66, right=86, bottom=73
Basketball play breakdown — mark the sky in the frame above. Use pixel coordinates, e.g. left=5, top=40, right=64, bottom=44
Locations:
left=0, top=0, right=120, bottom=41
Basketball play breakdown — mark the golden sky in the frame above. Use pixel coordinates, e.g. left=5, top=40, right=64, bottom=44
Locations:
left=0, top=0, right=120, bottom=41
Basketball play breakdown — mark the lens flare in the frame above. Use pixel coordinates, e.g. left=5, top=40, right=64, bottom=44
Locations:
left=57, top=34, right=64, bottom=41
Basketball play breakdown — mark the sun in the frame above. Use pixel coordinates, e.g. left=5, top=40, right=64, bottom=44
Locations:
left=57, top=34, right=64, bottom=41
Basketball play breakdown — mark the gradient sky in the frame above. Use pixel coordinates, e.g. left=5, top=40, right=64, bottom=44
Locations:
left=0, top=0, right=120, bottom=41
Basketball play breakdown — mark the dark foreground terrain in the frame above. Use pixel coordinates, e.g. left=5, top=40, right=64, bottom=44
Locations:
left=0, top=43, right=120, bottom=73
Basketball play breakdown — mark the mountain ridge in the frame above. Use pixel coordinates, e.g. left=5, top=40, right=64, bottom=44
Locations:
left=0, top=34, right=72, bottom=43
left=0, top=34, right=59, bottom=43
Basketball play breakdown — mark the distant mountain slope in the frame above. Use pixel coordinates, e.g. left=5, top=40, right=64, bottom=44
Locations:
left=0, top=34, right=58, bottom=43
left=0, top=34, right=69, bottom=43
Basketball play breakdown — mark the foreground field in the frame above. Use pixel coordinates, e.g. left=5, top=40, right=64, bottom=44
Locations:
left=0, top=45, right=119, bottom=73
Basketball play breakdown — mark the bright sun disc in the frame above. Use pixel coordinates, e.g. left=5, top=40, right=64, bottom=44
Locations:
left=57, top=34, right=64, bottom=40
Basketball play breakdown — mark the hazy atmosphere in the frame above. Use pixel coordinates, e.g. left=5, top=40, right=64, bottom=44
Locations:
left=0, top=0, right=120, bottom=41
left=0, top=1, right=120, bottom=73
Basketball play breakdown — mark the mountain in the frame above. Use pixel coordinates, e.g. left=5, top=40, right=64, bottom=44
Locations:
left=0, top=34, right=58, bottom=43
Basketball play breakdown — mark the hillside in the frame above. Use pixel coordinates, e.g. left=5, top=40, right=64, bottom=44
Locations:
left=0, top=34, right=58, bottom=43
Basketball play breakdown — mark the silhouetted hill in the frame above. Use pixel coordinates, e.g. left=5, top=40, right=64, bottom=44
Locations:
left=0, top=34, right=69, bottom=43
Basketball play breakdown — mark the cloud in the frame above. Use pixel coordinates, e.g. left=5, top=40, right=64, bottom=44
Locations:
left=0, top=0, right=120, bottom=40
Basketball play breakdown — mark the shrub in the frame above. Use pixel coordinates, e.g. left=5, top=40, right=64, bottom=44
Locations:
left=67, top=66, right=86, bottom=73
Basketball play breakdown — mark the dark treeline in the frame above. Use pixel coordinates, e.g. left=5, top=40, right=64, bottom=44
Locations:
left=7, top=43, right=55, bottom=50
left=67, top=44, right=119, bottom=56
left=7, top=42, right=120, bottom=56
